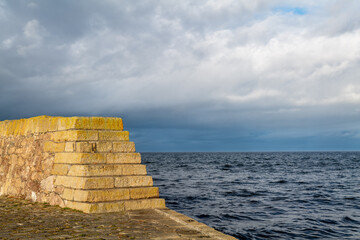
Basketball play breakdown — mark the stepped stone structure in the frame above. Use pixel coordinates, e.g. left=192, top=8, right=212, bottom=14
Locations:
left=0, top=116, right=165, bottom=213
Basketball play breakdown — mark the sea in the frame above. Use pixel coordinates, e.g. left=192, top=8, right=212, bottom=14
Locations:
left=141, top=152, right=360, bottom=240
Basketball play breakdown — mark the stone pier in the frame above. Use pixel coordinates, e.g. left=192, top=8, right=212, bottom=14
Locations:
left=0, top=116, right=165, bottom=213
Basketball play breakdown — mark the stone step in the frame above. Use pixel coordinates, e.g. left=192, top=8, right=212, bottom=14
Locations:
left=54, top=153, right=141, bottom=164
left=62, top=187, right=159, bottom=202
left=54, top=175, right=154, bottom=189
left=65, top=164, right=147, bottom=176
left=64, top=198, right=166, bottom=213
left=52, top=130, right=129, bottom=142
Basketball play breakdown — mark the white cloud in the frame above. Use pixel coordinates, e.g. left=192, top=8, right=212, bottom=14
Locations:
left=17, top=19, right=45, bottom=55
left=0, top=0, right=360, bottom=136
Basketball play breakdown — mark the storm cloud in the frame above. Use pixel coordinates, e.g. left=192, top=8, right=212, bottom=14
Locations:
left=1, top=0, right=360, bottom=151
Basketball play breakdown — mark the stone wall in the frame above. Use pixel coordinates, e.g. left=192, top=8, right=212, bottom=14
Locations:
left=0, top=116, right=165, bottom=213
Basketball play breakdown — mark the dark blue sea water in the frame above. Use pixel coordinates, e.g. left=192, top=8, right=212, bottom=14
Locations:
left=142, top=152, right=360, bottom=239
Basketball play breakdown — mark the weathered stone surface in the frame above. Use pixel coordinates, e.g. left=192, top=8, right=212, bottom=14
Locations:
left=113, top=142, right=136, bottom=152
left=124, top=198, right=166, bottom=211
left=107, top=153, right=141, bottom=164
left=43, top=141, right=65, bottom=152
left=40, top=176, right=55, bottom=192
left=64, top=141, right=75, bottom=152
left=96, top=141, right=112, bottom=152
left=130, top=187, right=159, bottom=199
left=51, top=164, right=70, bottom=175
left=64, top=200, right=126, bottom=213
left=54, top=153, right=106, bottom=164
left=115, top=176, right=153, bottom=187
left=67, top=164, right=147, bottom=176
left=52, top=130, right=98, bottom=141
left=0, top=196, right=237, bottom=240
left=75, top=142, right=93, bottom=153
left=57, top=116, right=123, bottom=131
left=98, top=131, right=129, bottom=141
left=55, top=176, right=115, bottom=189
left=63, top=188, right=131, bottom=202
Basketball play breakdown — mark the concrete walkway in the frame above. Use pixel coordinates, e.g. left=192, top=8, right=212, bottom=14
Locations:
left=0, top=196, right=236, bottom=239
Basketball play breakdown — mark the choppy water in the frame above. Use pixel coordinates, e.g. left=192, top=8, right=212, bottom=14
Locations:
left=142, top=152, right=360, bottom=239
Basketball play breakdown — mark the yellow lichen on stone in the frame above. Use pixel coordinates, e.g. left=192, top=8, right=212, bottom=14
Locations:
left=113, top=142, right=136, bottom=152
left=57, top=117, right=78, bottom=131
left=12, top=119, right=23, bottom=135
left=0, top=116, right=124, bottom=136
left=48, top=117, right=60, bottom=132
left=96, top=142, right=112, bottom=152
left=52, top=130, right=98, bottom=141
left=89, top=117, right=105, bottom=129
left=74, top=117, right=91, bottom=129
left=98, top=131, right=129, bottom=141
left=38, top=117, right=50, bottom=133
left=5, top=120, right=15, bottom=136
left=104, top=117, right=123, bottom=130
left=54, top=153, right=106, bottom=164
left=43, top=141, right=66, bottom=152
left=0, top=121, right=4, bottom=136
left=75, top=142, right=92, bottom=153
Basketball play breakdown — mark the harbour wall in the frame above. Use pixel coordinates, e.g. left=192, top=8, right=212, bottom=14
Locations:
left=0, top=116, right=165, bottom=213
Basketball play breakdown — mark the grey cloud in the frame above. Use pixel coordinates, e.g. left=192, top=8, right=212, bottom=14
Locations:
left=1, top=0, right=360, bottom=150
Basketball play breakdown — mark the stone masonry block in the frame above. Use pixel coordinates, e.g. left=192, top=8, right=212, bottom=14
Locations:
left=55, top=176, right=114, bottom=189
left=65, top=142, right=75, bottom=152
left=57, top=117, right=78, bottom=131
left=55, top=176, right=86, bottom=189
left=107, top=153, right=141, bottom=164
left=37, top=117, right=51, bottom=133
left=75, top=142, right=92, bottom=153
left=5, top=121, right=15, bottom=136
left=89, top=117, right=105, bottom=129
left=124, top=198, right=166, bottom=211
left=113, top=142, right=135, bottom=152
left=67, top=189, right=130, bottom=202
left=52, top=130, right=98, bottom=142
left=96, top=142, right=112, bottom=152
left=115, top=176, right=153, bottom=188
left=129, top=187, right=159, bottom=199
left=54, top=153, right=106, bottom=164
left=57, top=117, right=123, bottom=131
left=62, top=188, right=75, bottom=200
left=98, top=131, right=129, bottom=141
left=65, top=201, right=126, bottom=213
left=104, top=118, right=123, bottom=131
left=51, top=164, right=70, bottom=175
left=43, top=141, right=65, bottom=152
left=12, top=119, right=24, bottom=135
left=67, top=164, right=147, bottom=177
left=0, top=121, right=4, bottom=136
left=63, top=201, right=91, bottom=213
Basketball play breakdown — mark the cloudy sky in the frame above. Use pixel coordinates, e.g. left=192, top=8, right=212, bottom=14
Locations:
left=1, top=0, right=360, bottom=151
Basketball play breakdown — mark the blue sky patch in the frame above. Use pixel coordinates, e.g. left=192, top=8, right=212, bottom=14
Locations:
left=274, top=7, right=308, bottom=15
